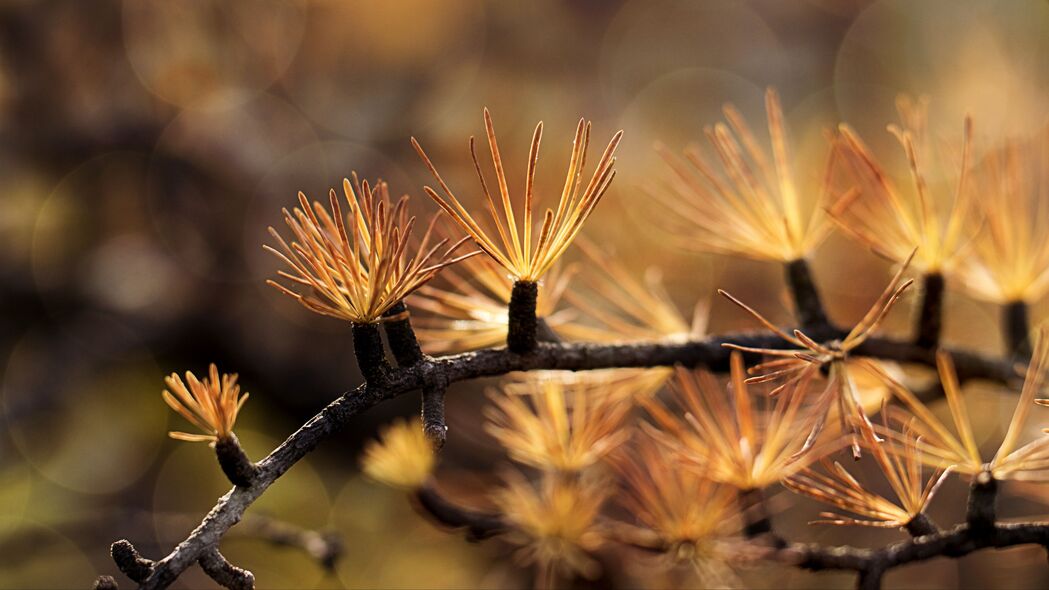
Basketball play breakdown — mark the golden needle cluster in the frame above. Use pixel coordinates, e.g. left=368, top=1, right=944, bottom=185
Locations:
left=644, top=353, right=826, bottom=491
left=484, top=378, right=632, bottom=473
left=413, top=109, right=623, bottom=282
left=493, top=470, right=608, bottom=584
left=830, top=96, right=975, bottom=275
left=870, top=326, right=1049, bottom=480
left=953, top=128, right=1049, bottom=304
left=266, top=174, right=476, bottom=324
left=162, top=364, right=248, bottom=444
left=653, top=87, right=832, bottom=262
left=721, top=250, right=915, bottom=457
left=360, top=418, right=436, bottom=490
left=784, top=421, right=950, bottom=530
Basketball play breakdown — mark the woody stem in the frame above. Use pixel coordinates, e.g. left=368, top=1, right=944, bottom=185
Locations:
left=351, top=322, right=390, bottom=384
left=785, top=258, right=831, bottom=335
left=915, top=272, right=944, bottom=349
left=1003, top=300, right=1032, bottom=358
left=383, top=301, right=425, bottom=366
left=508, top=280, right=539, bottom=354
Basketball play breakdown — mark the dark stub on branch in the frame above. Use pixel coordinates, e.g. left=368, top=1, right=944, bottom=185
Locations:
left=414, top=483, right=506, bottom=541
left=915, top=273, right=945, bottom=349
left=739, top=488, right=784, bottom=547
left=351, top=322, right=391, bottom=384
left=198, top=549, right=255, bottom=590
left=904, top=512, right=939, bottom=538
left=507, top=280, right=539, bottom=353
left=421, top=384, right=447, bottom=450
left=785, top=259, right=830, bottom=334
left=215, top=434, right=259, bottom=488
left=966, top=469, right=998, bottom=536
left=383, top=301, right=425, bottom=366
left=1003, top=300, right=1032, bottom=358
left=111, top=540, right=154, bottom=583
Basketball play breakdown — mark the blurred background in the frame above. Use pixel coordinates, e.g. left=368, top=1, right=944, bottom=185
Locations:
left=2, top=0, right=1049, bottom=588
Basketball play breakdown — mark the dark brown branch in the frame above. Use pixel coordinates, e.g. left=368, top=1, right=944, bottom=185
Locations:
left=507, top=280, right=539, bottom=353
left=108, top=330, right=1016, bottom=589
left=786, top=522, right=1049, bottom=578
left=739, top=488, right=781, bottom=545
left=856, top=567, right=884, bottom=590
left=785, top=258, right=830, bottom=333
left=383, top=301, right=425, bottom=366
left=1004, top=300, right=1032, bottom=358
left=903, top=513, right=939, bottom=538
left=198, top=549, right=254, bottom=590
left=785, top=472, right=1040, bottom=589
left=421, top=381, right=448, bottom=449
left=214, top=434, right=258, bottom=488
left=966, top=469, right=997, bottom=537
left=93, top=576, right=119, bottom=590
left=237, top=515, right=343, bottom=571
left=536, top=317, right=561, bottom=343
left=352, top=322, right=390, bottom=384
left=413, top=482, right=507, bottom=541
left=915, top=273, right=944, bottom=349
left=111, top=540, right=154, bottom=583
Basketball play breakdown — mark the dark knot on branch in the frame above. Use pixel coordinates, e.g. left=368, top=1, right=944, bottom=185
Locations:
left=199, top=549, right=255, bottom=590
left=904, top=512, right=940, bottom=538
left=966, top=469, right=998, bottom=538
left=915, top=272, right=945, bottom=349
left=421, top=383, right=447, bottom=450
left=383, top=300, right=425, bottom=366
left=352, top=322, right=391, bottom=384
left=785, top=258, right=830, bottom=334
left=1003, top=300, right=1032, bottom=358
left=215, top=433, right=259, bottom=487
left=93, top=575, right=119, bottom=590
left=507, top=280, right=539, bottom=354
left=111, top=539, right=154, bottom=583
left=414, top=482, right=506, bottom=541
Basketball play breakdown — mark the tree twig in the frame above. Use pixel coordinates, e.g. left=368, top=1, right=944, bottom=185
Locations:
left=104, top=328, right=1018, bottom=589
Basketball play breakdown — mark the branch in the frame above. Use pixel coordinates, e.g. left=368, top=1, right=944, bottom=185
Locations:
left=237, top=515, right=343, bottom=571
left=785, top=258, right=831, bottom=333
left=507, top=280, right=539, bottom=353
left=915, top=272, right=945, bottom=349
left=198, top=549, right=254, bottom=590
left=785, top=522, right=1049, bottom=579
left=214, top=434, right=259, bottom=488
left=107, top=330, right=1015, bottom=588
left=413, top=482, right=506, bottom=541
left=1004, top=300, right=1032, bottom=358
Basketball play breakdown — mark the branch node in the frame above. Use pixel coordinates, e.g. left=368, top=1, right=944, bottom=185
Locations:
left=856, top=566, right=884, bottom=590
left=915, top=272, right=944, bottom=349
left=785, top=258, right=830, bottom=333
left=352, top=322, right=391, bottom=384
left=966, top=468, right=998, bottom=539
left=739, top=488, right=784, bottom=547
left=904, top=512, right=939, bottom=538
left=414, top=483, right=505, bottom=541
left=421, top=384, right=448, bottom=450
left=110, top=539, right=154, bottom=583
left=93, top=575, right=119, bottom=590
left=383, top=301, right=425, bottom=366
left=1003, top=300, right=1032, bottom=358
left=535, top=317, right=561, bottom=343
left=215, top=433, right=259, bottom=487
left=198, top=549, right=255, bottom=590
left=507, top=280, right=539, bottom=354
